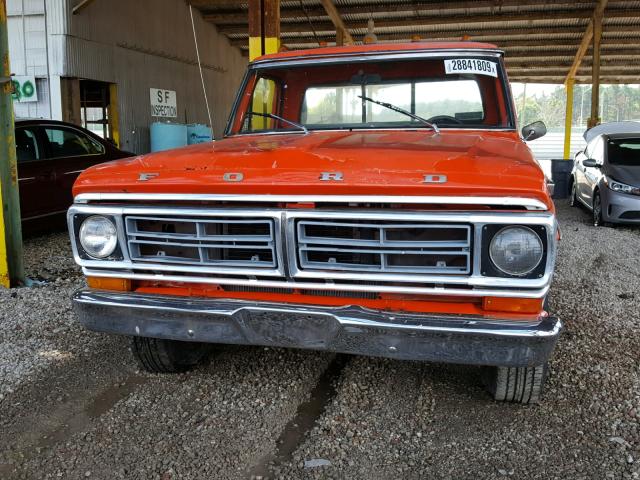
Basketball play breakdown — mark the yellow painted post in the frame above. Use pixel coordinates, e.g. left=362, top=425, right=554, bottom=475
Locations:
left=0, top=0, right=25, bottom=287
left=563, top=79, right=574, bottom=159
left=108, top=83, right=120, bottom=147
left=0, top=214, right=7, bottom=287
left=248, top=0, right=280, bottom=130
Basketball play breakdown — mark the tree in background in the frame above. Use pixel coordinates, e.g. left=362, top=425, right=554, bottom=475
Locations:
left=514, top=84, right=640, bottom=131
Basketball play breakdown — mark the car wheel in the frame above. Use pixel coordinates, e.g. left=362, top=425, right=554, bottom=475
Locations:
left=592, top=191, right=611, bottom=227
left=484, top=363, right=548, bottom=404
left=569, top=181, right=578, bottom=207
left=131, top=336, right=210, bottom=373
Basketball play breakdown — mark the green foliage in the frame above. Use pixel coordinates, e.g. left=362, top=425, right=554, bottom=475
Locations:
left=415, top=99, right=483, bottom=119
left=514, top=84, right=640, bottom=130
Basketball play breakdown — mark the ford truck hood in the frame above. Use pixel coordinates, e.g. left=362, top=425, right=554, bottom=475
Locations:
left=73, top=130, right=552, bottom=208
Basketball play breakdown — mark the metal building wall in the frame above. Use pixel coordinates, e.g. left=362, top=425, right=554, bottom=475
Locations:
left=6, top=0, right=52, bottom=119
left=527, top=131, right=586, bottom=160
left=54, top=0, right=247, bottom=153
left=8, top=0, right=247, bottom=153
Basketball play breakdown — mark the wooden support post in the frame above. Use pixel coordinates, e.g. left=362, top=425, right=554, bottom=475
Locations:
left=248, top=0, right=261, bottom=61
left=248, top=0, right=280, bottom=61
left=0, top=0, right=25, bottom=287
left=589, top=9, right=603, bottom=128
left=263, top=0, right=280, bottom=56
left=248, top=0, right=280, bottom=129
left=60, top=77, right=81, bottom=125
left=563, top=79, right=574, bottom=159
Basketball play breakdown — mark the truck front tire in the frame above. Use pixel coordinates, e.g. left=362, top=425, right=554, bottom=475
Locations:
left=485, top=363, right=548, bottom=404
left=131, top=336, right=209, bottom=373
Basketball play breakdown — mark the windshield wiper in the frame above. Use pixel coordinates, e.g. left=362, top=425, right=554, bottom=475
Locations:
left=248, top=111, right=308, bottom=134
left=357, top=95, right=440, bottom=134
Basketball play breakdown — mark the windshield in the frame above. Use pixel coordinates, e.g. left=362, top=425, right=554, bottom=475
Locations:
left=228, top=56, right=514, bottom=135
left=608, top=138, right=640, bottom=165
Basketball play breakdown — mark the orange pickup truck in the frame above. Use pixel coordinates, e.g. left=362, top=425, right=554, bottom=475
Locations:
left=68, top=42, right=560, bottom=404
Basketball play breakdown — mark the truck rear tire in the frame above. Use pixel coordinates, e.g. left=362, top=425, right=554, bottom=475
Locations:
left=485, top=363, right=548, bottom=404
left=131, top=336, right=209, bottom=373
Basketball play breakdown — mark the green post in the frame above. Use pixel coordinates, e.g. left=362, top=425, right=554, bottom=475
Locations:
left=0, top=0, right=25, bottom=287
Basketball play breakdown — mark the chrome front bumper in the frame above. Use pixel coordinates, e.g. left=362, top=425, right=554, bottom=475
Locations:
left=72, top=290, right=562, bottom=367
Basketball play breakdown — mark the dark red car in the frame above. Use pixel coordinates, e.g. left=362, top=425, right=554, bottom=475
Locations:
left=15, top=119, right=133, bottom=228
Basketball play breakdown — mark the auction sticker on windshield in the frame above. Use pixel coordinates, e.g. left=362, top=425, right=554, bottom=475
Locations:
left=444, top=59, right=497, bottom=78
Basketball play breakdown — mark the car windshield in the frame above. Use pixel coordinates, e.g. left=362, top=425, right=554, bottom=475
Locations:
left=228, top=56, right=513, bottom=135
left=608, top=138, right=640, bottom=165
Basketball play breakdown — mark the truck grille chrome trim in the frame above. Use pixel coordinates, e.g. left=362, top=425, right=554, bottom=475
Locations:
left=80, top=268, right=551, bottom=299
left=73, top=193, right=548, bottom=211
left=68, top=204, right=557, bottom=295
left=125, top=215, right=277, bottom=269
left=296, top=220, right=471, bottom=275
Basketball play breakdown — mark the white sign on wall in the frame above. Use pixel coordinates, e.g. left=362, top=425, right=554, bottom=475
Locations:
left=150, top=88, right=177, bottom=118
left=11, top=76, right=38, bottom=103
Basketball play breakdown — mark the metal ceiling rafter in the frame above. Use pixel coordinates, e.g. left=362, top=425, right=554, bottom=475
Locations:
left=191, top=0, right=640, bottom=84
left=215, top=8, right=640, bottom=35
left=202, top=0, right=615, bottom=24
left=251, top=23, right=638, bottom=39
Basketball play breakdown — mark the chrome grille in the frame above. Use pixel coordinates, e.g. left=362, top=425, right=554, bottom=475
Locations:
left=125, top=216, right=277, bottom=268
left=296, top=220, right=471, bottom=275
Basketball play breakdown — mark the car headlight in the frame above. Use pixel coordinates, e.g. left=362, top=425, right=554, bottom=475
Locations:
left=605, top=177, right=640, bottom=196
left=79, top=215, right=118, bottom=258
left=489, top=226, right=544, bottom=276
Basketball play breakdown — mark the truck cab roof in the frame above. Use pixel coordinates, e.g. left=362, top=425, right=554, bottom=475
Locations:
left=252, top=41, right=502, bottom=64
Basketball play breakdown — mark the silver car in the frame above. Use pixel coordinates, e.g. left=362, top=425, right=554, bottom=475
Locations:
left=570, top=131, right=640, bottom=226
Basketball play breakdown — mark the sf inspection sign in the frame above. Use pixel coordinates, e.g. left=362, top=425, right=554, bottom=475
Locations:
left=11, top=76, right=38, bottom=103
left=150, top=88, right=177, bottom=118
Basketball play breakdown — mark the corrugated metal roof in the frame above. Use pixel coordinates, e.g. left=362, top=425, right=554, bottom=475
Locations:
left=189, top=0, right=640, bottom=83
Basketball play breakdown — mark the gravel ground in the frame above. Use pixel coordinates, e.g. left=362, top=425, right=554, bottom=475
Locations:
left=0, top=203, right=639, bottom=479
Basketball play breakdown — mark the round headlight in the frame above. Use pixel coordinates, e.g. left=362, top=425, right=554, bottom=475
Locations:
left=489, top=226, right=543, bottom=276
left=79, top=215, right=118, bottom=259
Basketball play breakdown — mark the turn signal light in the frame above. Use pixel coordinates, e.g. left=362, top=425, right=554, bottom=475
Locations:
left=482, top=297, right=543, bottom=314
left=87, top=277, right=132, bottom=292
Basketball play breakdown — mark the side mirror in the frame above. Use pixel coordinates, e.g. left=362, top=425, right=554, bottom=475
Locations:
left=521, top=121, right=547, bottom=141
left=582, top=158, right=600, bottom=168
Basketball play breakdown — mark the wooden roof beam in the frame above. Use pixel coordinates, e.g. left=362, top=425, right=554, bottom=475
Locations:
left=509, top=67, right=635, bottom=75
left=188, top=0, right=244, bottom=7
left=507, top=59, right=640, bottom=68
left=72, top=0, right=97, bottom=15
left=565, top=0, right=608, bottom=84
left=319, top=0, right=354, bottom=45
left=510, top=77, right=639, bottom=84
